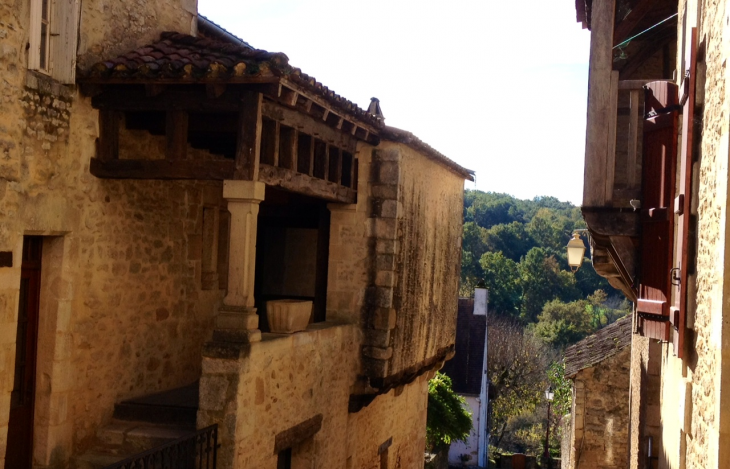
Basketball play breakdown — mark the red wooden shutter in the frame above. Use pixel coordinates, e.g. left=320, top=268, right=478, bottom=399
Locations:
left=671, top=28, right=698, bottom=358
left=636, top=81, right=679, bottom=341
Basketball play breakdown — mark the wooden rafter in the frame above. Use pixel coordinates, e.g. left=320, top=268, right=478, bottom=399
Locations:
left=613, top=0, right=658, bottom=45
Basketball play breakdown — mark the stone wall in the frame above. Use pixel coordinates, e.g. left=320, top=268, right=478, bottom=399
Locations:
left=0, top=1, right=209, bottom=465
left=654, top=0, right=730, bottom=468
left=359, top=143, right=464, bottom=387
left=197, top=323, right=430, bottom=469
left=628, top=334, right=661, bottom=469
left=567, top=348, right=630, bottom=469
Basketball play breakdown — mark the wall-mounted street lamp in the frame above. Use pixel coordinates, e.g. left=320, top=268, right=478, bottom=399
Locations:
left=566, top=230, right=588, bottom=273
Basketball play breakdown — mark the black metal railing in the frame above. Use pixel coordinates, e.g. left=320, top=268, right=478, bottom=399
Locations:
left=104, top=425, right=219, bottom=469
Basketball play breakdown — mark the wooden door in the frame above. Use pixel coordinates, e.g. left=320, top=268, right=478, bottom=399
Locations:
left=5, top=237, right=43, bottom=469
left=635, top=82, right=678, bottom=341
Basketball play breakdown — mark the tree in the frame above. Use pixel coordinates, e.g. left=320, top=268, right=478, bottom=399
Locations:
left=488, top=315, right=555, bottom=450
left=426, top=372, right=473, bottom=451
left=480, top=251, right=521, bottom=317
left=484, top=222, right=536, bottom=262
left=532, top=290, right=631, bottom=347
left=519, top=248, right=580, bottom=323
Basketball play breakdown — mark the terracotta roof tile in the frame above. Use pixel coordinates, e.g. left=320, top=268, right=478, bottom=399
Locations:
left=81, top=32, right=383, bottom=128
left=564, top=315, right=632, bottom=377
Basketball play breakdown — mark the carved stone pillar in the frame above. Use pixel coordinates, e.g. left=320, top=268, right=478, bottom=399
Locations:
left=214, top=180, right=265, bottom=343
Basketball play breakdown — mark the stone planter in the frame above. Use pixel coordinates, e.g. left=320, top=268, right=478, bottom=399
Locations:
left=266, top=299, right=312, bottom=333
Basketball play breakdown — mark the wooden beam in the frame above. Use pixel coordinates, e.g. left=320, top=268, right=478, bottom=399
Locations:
left=166, top=110, right=189, bottom=160
left=235, top=91, right=263, bottom=180
left=604, top=71, right=618, bottom=203
left=98, top=110, right=120, bottom=161
left=258, top=164, right=357, bottom=204
left=619, top=32, right=675, bottom=78
left=613, top=0, right=657, bottom=45
left=145, top=84, right=166, bottom=97
left=206, top=83, right=227, bottom=98
left=90, top=158, right=235, bottom=180
left=583, top=0, right=617, bottom=206
left=627, top=89, right=641, bottom=187
left=280, top=86, right=298, bottom=106
left=261, top=101, right=358, bottom=151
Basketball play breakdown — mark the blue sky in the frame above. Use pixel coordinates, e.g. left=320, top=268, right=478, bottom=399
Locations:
left=198, top=0, right=592, bottom=204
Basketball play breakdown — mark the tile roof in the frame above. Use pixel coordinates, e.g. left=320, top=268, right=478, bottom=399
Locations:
left=80, top=32, right=381, bottom=128
left=80, top=25, right=475, bottom=181
left=564, top=315, right=632, bottom=377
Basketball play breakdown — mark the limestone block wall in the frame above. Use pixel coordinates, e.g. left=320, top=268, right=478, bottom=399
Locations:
left=653, top=1, right=730, bottom=468
left=628, top=335, right=661, bottom=469
left=567, top=349, right=630, bottom=469
left=0, top=1, right=215, bottom=466
left=358, top=143, right=463, bottom=386
left=387, top=143, right=463, bottom=378
left=197, top=323, right=430, bottom=469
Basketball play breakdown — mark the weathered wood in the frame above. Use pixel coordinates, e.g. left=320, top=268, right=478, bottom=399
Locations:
left=618, top=79, right=652, bottom=90
left=627, top=89, right=640, bottom=187
left=584, top=0, right=617, bottom=206
left=673, top=27, right=698, bottom=358
left=613, top=0, right=657, bottom=45
left=582, top=209, right=639, bottom=236
left=98, top=110, right=121, bottom=161
left=280, top=86, right=298, bottom=106
left=145, top=84, right=166, bottom=97
left=235, top=91, right=263, bottom=180
left=89, top=158, right=235, bottom=180
left=262, top=101, right=358, bottom=151
left=620, top=33, right=675, bottom=78
left=166, top=110, right=189, bottom=160
left=328, top=146, right=342, bottom=184
left=206, top=83, right=226, bottom=98
left=278, top=126, right=297, bottom=170
left=273, top=414, right=323, bottom=454
left=258, top=164, right=357, bottom=204
left=604, top=71, right=619, bottom=203
left=260, top=117, right=278, bottom=166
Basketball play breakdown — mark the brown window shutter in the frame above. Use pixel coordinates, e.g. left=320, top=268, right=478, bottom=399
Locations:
left=635, top=80, right=679, bottom=342
left=671, top=27, right=699, bottom=358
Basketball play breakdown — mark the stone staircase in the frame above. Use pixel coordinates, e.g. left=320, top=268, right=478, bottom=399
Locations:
left=74, top=382, right=199, bottom=469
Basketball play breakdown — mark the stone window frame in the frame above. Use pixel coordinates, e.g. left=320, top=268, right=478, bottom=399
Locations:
left=28, top=0, right=80, bottom=84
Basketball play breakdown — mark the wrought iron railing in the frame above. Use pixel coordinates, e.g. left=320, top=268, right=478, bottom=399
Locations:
left=104, top=424, right=219, bottom=469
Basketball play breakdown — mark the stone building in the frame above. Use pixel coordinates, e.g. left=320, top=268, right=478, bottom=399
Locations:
left=440, top=293, right=489, bottom=467
left=0, top=2, right=473, bottom=468
left=562, top=315, right=632, bottom=469
left=575, top=0, right=730, bottom=467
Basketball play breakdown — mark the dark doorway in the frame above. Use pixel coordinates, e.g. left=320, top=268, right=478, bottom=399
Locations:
left=6, top=236, right=43, bottom=469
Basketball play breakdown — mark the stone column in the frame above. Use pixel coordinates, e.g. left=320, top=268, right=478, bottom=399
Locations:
left=214, top=180, right=265, bottom=343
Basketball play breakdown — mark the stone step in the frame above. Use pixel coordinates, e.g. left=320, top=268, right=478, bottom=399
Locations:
left=73, top=420, right=196, bottom=469
left=112, top=382, right=199, bottom=426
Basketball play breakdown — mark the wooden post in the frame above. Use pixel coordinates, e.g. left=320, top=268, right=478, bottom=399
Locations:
left=235, top=91, right=263, bottom=180
left=604, top=71, right=619, bottom=203
left=166, top=110, right=189, bottom=160
left=627, top=88, right=641, bottom=187
left=98, top=110, right=120, bottom=161
left=583, top=0, right=617, bottom=206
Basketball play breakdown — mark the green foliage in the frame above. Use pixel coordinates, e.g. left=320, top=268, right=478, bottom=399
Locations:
left=426, top=372, right=473, bottom=450
left=532, top=290, right=631, bottom=348
left=547, top=361, right=571, bottom=418
left=519, top=248, right=580, bottom=323
left=480, top=252, right=521, bottom=318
